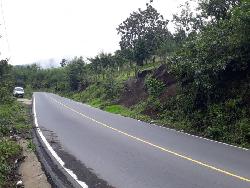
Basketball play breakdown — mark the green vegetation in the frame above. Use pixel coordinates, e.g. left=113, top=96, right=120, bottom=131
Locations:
left=8, top=0, right=250, bottom=148
left=0, top=140, right=21, bottom=187
left=27, top=140, right=36, bottom=152
left=117, top=3, right=171, bottom=66
left=145, top=77, right=165, bottom=98
left=104, top=105, right=132, bottom=116
left=165, top=0, right=250, bottom=147
left=0, top=61, right=32, bottom=186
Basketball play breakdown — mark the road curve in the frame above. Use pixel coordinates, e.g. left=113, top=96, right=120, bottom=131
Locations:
left=33, top=92, right=250, bottom=188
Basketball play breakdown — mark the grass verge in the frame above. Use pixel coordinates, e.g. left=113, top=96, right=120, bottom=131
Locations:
left=0, top=99, right=32, bottom=187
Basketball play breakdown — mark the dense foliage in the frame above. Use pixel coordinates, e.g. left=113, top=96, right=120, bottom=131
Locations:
left=0, top=60, right=14, bottom=104
left=117, top=2, right=171, bottom=66
left=166, top=0, right=250, bottom=145
left=0, top=60, right=32, bottom=187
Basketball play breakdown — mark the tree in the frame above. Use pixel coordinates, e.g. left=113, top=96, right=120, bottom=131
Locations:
left=117, top=1, right=170, bottom=66
left=170, top=0, right=250, bottom=110
left=198, top=0, right=240, bottom=22
left=113, top=50, right=127, bottom=71
left=172, top=1, right=205, bottom=43
left=0, top=60, right=13, bottom=103
left=60, top=59, right=67, bottom=67
left=172, top=0, right=240, bottom=41
left=66, top=57, right=86, bottom=91
left=98, top=52, right=115, bottom=69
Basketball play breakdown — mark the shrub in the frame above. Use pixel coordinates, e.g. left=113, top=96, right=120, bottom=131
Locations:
left=103, top=79, right=122, bottom=100
left=145, top=77, right=165, bottom=97
left=0, top=140, right=21, bottom=187
left=235, top=118, right=250, bottom=146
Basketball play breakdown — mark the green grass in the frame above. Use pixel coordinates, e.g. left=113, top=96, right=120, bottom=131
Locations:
left=140, top=61, right=162, bottom=71
left=0, top=100, right=32, bottom=186
left=0, top=139, right=22, bottom=187
left=15, top=124, right=32, bottom=133
left=71, top=84, right=106, bottom=103
left=104, top=104, right=132, bottom=116
left=27, top=139, right=36, bottom=151
left=88, top=98, right=105, bottom=108
left=0, top=101, right=31, bottom=135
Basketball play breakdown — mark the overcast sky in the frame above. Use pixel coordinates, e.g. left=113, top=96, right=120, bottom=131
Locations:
left=0, top=0, right=187, bottom=65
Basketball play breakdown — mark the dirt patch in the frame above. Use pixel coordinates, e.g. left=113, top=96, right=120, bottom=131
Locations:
left=118, top=64, right=176, bottom=108
left=152, top=64, right=176, bottom=86
left=119, top=64, right=177, bottom=118
left=18, top=139, right=51, bottom=188
left=118, top=78, right=148, bottom=107
left=17, top=98, right=32, bottom=106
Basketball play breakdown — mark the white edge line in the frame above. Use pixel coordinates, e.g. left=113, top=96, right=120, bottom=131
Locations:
left=150, top=124, right=249, bottom=151
left=33, top=96, right=88, bottom=188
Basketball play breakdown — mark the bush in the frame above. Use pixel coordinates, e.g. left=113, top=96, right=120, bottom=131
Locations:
left=103, top=79, right=123, bottom=100
left=0, top=140, right=21, bottom=187
left=0, top=101, right=30, bottom=137
left=235, top=118, right=250, bottom=146
left=0, top=100, right=30, bottom=186
left=71, top=84, right=105, bottom=103
left=145, top=97, right=163, bottom=114
left=0, top=103, right=15, bottom=137
left=145, top=77, right=165, bottom=97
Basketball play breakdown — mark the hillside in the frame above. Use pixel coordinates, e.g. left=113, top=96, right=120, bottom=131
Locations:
left=9, top=0, right=250, bottom=149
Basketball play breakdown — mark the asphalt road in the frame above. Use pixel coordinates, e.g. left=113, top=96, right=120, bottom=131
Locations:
left=33, top=92, right=250, bottom=188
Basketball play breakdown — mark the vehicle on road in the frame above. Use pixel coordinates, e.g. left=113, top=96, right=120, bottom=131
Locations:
left=13, top=87, right=24, bottom=98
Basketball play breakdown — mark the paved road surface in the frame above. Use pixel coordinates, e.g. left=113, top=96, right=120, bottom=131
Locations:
left=33, top=92, right=250, bottom=188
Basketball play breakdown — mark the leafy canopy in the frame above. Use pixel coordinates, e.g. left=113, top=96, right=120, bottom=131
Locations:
left=117, top=1, right=170, bottom=66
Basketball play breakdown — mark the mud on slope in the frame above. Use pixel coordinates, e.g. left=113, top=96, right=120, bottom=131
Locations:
left=119, top=64, right=176, bottom=106
left=118, top=64, right=177, bottom=117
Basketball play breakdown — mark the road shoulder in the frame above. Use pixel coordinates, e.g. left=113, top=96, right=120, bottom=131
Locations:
left=17, top=98, right=52, bottom=188
left=18, top=139, right=51, bottom=188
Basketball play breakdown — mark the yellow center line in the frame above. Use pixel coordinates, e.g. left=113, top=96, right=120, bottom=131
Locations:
left=49, top=96, right=250, bottom=183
